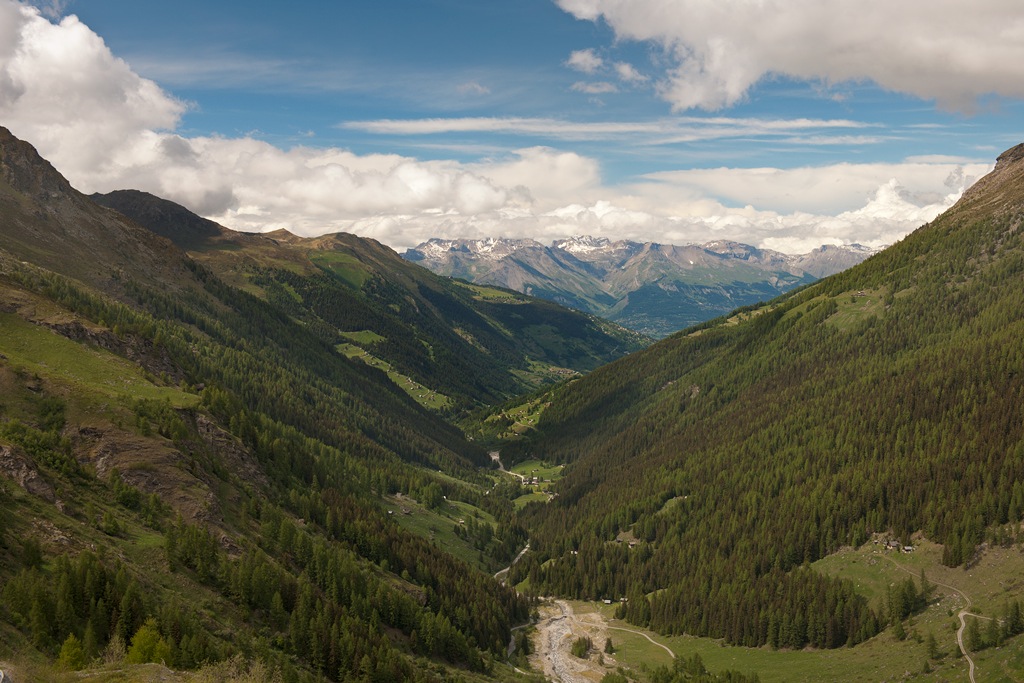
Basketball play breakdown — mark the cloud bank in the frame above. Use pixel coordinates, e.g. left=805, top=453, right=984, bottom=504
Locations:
left=0, top=1, right=993, bottom=254
left=556, top=0, right=1024, bottom=111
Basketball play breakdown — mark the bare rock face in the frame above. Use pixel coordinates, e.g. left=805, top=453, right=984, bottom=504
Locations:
left=0, top=125, right=73, bottom=199
left=0, top=444, right=56, bottom=503
left=996, top=142, right=1024, bottom=168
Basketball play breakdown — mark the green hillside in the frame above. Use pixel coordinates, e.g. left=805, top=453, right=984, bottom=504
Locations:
left=0, top=126, right=535, bottom=681
left=93, top=190, right=648, bottom=412
left=509, top=145, right=1024, bottom=656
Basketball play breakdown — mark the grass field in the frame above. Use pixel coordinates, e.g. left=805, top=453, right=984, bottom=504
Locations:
left=509, top=458, right=563, bottom=509
left=384, top=493, right=497, bottom=572
left=825, top=288, right=888, bottom=331
left=457, top=282, right=523, bottom=302
left=564, top=537, right=1024, bottom=683
left=337, top=342, right=451, bottom=410
left=0, top=312, right=197, bottom=409
left=510, top=459, right=564, bottom=482
left=308, top=251, right=369, bottom=288
left=339, top=329, right=386, bottom=345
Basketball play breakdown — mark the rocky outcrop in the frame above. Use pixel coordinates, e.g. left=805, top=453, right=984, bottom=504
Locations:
left=45, top=319, right=183, bottom=384
left=0, top=125, right=73, bottom=200
left=0, top=444, right=56, bottom=503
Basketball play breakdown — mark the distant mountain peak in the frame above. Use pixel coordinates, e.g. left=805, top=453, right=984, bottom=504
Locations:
left=404, top=234, right=876, bottom=337
left=555, top=234, right=612, bottom=254
left=406, top=237, right=543, bottom=263
left=91, top=189, right=225, bottom=250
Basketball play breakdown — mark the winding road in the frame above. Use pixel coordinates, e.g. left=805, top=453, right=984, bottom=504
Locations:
left=884, top=556, right=990, bottom=683
left=490, top=450, right=527, bottom=483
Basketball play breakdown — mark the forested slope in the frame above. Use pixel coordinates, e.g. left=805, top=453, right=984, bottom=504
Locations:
left=511, top=143, right=1024, bottom=649
left=0, top=126, right=532, bottom=681
left=93, top=190, right=648, bottom=412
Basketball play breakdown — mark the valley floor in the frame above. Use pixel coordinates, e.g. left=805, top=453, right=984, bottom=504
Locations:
left=522, top=538, right=1024, bottom=683
left=530, top=600, right=618, bottom=682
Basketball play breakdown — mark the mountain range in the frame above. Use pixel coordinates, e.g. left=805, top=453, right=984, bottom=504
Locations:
left=405, top=235, right=875, bottom=337
left=0, top=122, right=1023, bottom=682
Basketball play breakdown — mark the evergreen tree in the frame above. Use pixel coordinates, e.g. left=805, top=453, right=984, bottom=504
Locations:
left=57, top=634, right=87, bottom=671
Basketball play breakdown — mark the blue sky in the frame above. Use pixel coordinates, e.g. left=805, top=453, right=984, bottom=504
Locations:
left=2, top=0, right=1023, bottom=251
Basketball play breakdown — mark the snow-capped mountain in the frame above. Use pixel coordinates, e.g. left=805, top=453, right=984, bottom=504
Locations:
left=404, top=237, right=876, bottom=338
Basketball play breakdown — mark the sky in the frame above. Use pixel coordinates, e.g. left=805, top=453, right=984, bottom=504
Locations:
left=1, top=1, right=1023, bottom=253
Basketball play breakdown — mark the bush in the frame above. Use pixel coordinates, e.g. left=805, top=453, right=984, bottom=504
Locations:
left=570, top=635, right=592, bottom=658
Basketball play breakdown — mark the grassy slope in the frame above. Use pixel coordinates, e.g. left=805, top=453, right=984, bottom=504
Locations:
left=0, top=311, right=194, bottom=408
left=570, top=538, right=1024, bottom=682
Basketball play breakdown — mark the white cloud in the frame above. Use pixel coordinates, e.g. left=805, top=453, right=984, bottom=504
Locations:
left=0, top=2, right=185, bottom=180
left=566, top=48, right=603, bottom=74
left=614, top=62, right=647, bottom=84
left=457, top=81, right=490, bottom=95
left=556, top=0, right=1024, bottom=111
left=570, top=81, right=618, bottom=95
left=642, top=161, right=991, bottom=214
left=341, top=115, right=873, bottom=144
left=0, top=0, right=996, bottom=255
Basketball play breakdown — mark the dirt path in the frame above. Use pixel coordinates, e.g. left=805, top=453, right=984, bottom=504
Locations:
left=490, top=450, right=526, bottom=483
left=883, top=556, right=988, bottom=683
left=494, top=541, right=530, bottom=583
left=607, top=625, right=676, bottom=660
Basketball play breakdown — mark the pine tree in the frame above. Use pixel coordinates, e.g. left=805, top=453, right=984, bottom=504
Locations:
left=29, top=595, right=52, bottom=650
left=965, top=617, right=981, bottom=652
left=127, top=619, right=172, bottom=665
left=57, top=633, right=87, bottom=671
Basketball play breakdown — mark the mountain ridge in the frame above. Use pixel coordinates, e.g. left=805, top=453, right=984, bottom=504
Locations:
left=91, top=189, right=648, bottom=411
left=405, top=235, right=874, bottom=337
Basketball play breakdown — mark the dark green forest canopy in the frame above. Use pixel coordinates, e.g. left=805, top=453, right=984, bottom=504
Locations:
left=511, top=143, right=1024, bottom=647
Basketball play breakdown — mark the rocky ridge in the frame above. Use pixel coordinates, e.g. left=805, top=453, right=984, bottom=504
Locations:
left=405, top=236, right=875, bottom=337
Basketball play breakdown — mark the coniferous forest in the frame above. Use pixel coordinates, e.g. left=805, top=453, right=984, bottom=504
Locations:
left=1, top=125, right=1024, bottom=683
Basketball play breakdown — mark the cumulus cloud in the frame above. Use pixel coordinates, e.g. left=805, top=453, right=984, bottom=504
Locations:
left=614, top=62, right=647, bottom=84
left=642, top=161, right=991, bottom=215
left=0, top=2, right=185, bottom=180
left=0, top=0, right=995, bottom=254
left=556, top=0, right=1024, bottom=111
left=566, top=48, right=603, bottom=73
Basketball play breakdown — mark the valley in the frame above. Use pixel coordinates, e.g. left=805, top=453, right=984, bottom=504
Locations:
left=519, top=536, right=1024, bottom=683
left=0, top=126, right=1023, bottom=683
